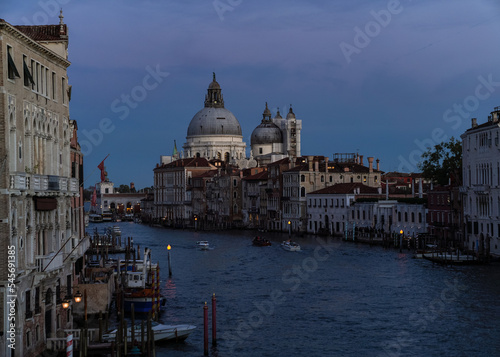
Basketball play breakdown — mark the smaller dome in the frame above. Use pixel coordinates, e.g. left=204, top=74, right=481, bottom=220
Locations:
left=275, top=108, right=282, bottom=119
left=251, top=121, right=283, bottom=145
left=286, top=106, right=296, bottom=119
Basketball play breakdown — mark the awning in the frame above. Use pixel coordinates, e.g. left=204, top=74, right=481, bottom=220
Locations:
left=35, top=197, right=57, bottom=211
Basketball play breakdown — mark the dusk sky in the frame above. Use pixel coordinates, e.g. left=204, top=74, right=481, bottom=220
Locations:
left=3, top=0, right=500, bottom=188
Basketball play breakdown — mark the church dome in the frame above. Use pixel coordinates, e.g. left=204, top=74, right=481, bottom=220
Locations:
left=186, top=73, right=242, bottom=137
left=251, top=122, right=282, bottom=145
left=187, top=107, right=242, bottom=136
left=251, top=103, right=282, bottom=145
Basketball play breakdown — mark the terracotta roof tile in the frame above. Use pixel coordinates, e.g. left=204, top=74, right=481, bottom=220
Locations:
left=14, top=24, right=67, bottom=42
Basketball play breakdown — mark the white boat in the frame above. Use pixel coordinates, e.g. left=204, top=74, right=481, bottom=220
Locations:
left=281, top=240, right=301, bottom=252
left=102, top=321, right=196, bottom=343
left=196, top=241, right=210, bottom=250
left=89, top=214, right=103, bottom=223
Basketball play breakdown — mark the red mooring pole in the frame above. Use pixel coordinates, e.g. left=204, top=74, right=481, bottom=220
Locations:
left=212, top=293, right=217, bottom=346
left=204, top=302, right=209, bottom=355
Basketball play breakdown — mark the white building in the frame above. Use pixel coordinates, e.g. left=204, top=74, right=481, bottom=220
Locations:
left=461, top=107, right=500, bottom=257
left=307, top=183, right=427, bottom=237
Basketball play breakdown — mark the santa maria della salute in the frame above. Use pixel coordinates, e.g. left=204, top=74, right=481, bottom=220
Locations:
left=175, top=73, right=302, bottom=168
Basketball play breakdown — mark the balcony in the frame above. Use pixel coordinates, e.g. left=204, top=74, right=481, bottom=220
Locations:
left=473, top=184, right=490, bottom=195
left=10, top=173, right=27, bottom=190
left=10, top=174, right=79, bottom=195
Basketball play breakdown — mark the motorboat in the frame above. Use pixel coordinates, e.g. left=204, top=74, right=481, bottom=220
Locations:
left=102, top=321, right=196, bottom=343
left=89, top=214, right=103, bottom=223
left=252, top=236, right=271, bottom=246
left=281, top=240, right=300, bottom=252
left=196, top=241, right=210, bottom=250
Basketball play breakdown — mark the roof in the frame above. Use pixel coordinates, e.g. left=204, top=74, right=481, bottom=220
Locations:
left=155, top=157, right=213, bottom=170
left=308, top=183, right=380, bottom=195
left=243, top=171, right=268, bottom=181
left=14, top=24, right=67, bottom=41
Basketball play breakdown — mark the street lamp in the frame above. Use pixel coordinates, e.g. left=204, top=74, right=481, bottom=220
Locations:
left=167, top=244, right=172, bottom=276
left=288, top=221, right=291, bottom=238
left=74, top=291, right=83, bottom=303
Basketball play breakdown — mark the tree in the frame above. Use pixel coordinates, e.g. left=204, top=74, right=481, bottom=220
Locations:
left=418, top=137, right=462, bottom=186
left=117, top=184, right=130, bottom=193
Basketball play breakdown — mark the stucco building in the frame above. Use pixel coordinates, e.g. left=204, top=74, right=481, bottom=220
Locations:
left=461, top=107, right=500, bottom=257
left=0, top=15, right=87, bottom=357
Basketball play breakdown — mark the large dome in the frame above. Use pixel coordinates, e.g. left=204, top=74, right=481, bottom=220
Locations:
left=251, top=121, right=282, bottom=145
left=187, top=107, right=242, bottom=137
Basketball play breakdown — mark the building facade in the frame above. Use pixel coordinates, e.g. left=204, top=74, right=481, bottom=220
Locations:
left=1, top=16, right=86, bottom=357
left=153, top=157, right=216, bottom=226
left=461, top=108, right=500, bottom=257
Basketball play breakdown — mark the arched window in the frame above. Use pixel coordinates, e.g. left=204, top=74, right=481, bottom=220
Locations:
left=301, top=175, right=305, bottom=182
left=301, top=187, right=305, bottom=197
left=224, top=152, right=230, bottom=162
left=321, top=176, right=324, bottom=182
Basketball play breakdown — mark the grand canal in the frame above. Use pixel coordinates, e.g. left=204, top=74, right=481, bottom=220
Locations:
left=89, top=222, right=500, bottom=357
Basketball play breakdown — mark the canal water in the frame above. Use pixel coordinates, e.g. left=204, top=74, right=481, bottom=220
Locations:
left=88, top=222, right=500, bottom=357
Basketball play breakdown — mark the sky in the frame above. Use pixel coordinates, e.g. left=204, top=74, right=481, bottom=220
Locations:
left=3, top=0, right=500, bottom=189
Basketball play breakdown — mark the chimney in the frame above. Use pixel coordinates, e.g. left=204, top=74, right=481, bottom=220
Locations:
left=376, top=159, right=380, bottom=171
left=324, top=157, right=329, bottom=173
left=386, top=179, right=389, bottom=200
left=308, top=156, right=314, bottom=171
left=418, top=178, right=423, bottom=199
left=492, top=108, right=500, bottom=123
left=472, top=118, right=477, bottom=128
left=368, top=157, right=374, bottom=173
left=314, top=159, right=319, bottom=172
left=130, top=182, right=135, bottom=190
left=359, top=155, right=364, bottom=166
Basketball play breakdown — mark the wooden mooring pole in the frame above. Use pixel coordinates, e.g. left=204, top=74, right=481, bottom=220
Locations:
left=204, top=302, right=209, bottom=356
left=212, top=293, right=217, bottom=346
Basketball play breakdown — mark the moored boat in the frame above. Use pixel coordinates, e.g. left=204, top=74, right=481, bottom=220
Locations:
left=102, top=321, right=196, bottom=343
left=89, top=214, right=103, bottom=223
